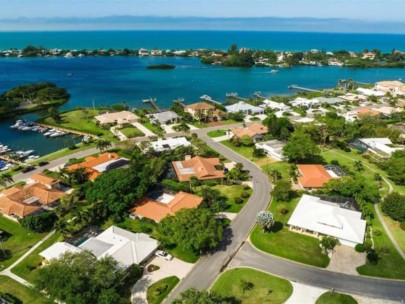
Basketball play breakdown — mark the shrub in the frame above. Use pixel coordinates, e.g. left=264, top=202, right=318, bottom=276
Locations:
left=355, top=244, right=366, bottom=252
left=243, top=185, right=251, bottom=190
left=330, top=160, right=340, bottom=166
left=161, top=179, right=190, bottom=193
left=367, top=249, right=379, bottom=265
left=68, top=145, right=77, bottom=150
left=277, top=204, right=288, bottom=215
left=373, top=229, right=382, bottom=236
left=241, top=191, right=250, bottom=199
left=234, top=197, right=244, bottom=204
left=400, top=222, right=405, bottom=231
left=204, top=180, right=218, bottom=187
left=19, top=211, right=57, bottom=232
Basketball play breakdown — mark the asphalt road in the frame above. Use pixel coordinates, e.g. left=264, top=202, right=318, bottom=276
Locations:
left=231, top=243, right=405, bottom=301
left=164, top=127, right=272, bottom=303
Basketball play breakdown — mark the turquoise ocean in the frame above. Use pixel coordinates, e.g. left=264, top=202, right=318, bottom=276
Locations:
left=0, top=31, right=404, bottom=155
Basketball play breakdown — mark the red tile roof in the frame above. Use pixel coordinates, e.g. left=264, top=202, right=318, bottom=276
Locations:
left=297, top=165, right=333, bottom=189
left=172, top=156, right=224, bottom=182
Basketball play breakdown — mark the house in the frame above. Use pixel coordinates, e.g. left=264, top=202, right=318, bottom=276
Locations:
left=338, top=93, right=367, bottom=103
left=172, top=156, right=224, bottom=182
left=67, top=153, right=129, bottom=181
left=139, top=48, right=150, bottom=56
left=30, top=173, right=61, bottom=190
left=261, top=99, right=291, bottom=111
left=184, top=102, right=216, bottom=121
left=225, top=101, right=264, bottom=115
left=147, top=111, right=179, bottom=125
left=231, top=123, right=268, bottom=141
left=355, top=138, right=404, bottom=158
left=356, top=88, right=385, bottom=97
left=255, top=140, right=286, bottom=161
left=362, top=52, right=376, bottom=60
left=40, top=226, right=158, bottom=268
left=375, top=81, right=405, bottom=95
left=130, top=191, right=203, bottom=222
left=290, top=97, right=320, bottom=108
left=287, top=195, right=366, bottom=247
left=94, top=111, right=140, bottom=126
left=0, top=178, right=66, bottom=219
left=316, top=97, right=345, bottom=105
left=357, top=108, right=381, bottom=117
left=149, top=137, right=191, bottom=152
left=296, top=164, right=334, bottom=190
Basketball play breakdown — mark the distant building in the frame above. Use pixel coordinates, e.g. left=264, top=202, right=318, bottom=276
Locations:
left=149, top=137, right=191, bottom=152
left=362, top=52, right=376, bottom=60
left=225, top=101, right=264, bottom=115
left=67, top=152, right=129, bottom=181
left=296, top=164, right=335, bottom=190
left=375, top=81, right=405, bottom=96
left=172, top=156, right=224, bottom=182
left=184, top=102, right=221, bottom=121
left=95, top=111, right=140, bottom=126
left=356, top=88, right=385, bottom=97
left=290, top=97, right=320, bottom=108
left=231, top=123, right=268, bottom=141
left=355, top=138, right=404, bottom=158
left=261, top=99, right=291, bottom=111
left=130, top=191, right=203, bottom=222
left=288, top=195, right=366, bottom=247
left=255, top=140, right=286, bottom=161
left=147, top=111, right=179, bottom=125
left=357, top=108, right=381, bottom=118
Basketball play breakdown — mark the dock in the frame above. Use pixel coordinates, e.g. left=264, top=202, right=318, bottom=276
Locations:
left=288, top=85, right=322, bottom=93
left=200, top=95, right=222, bottom=106
left=173, top=98, right=186, bottom=108
left=253, top=91, right=266, bottom=99
left=226, top=93, right=249, bottom=102
left=35, top=123, right=98, bottom=138
left=0, top=155, right=21, bottom=165
left=143, top=98, right=161, bottom=112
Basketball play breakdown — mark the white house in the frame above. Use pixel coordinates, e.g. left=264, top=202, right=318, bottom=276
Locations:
left=290, top=97, right=321, bottom=108
left=287, top=195, right=366, bottom=247
left=225, top=101, right=264, bottom=115
left=255, top=140, right=286, bottom=160
left=40, top=226, right=158, bottom=268
left=261, top=99, right=291, bottom=111
left=356, top=88, right=385, bottom=97
left=375, top=81, right=405, bottom=95
left=149, top=137, right=191, bottom=152
left=356, top=138, right=404, bottom=158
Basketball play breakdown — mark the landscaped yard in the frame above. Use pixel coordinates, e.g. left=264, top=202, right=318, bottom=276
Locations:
left=11, top=233, right=62, bottom=282
left=142, top=121, right=165, bottom=136
left=207, top=130, right=227, bottom=138
left=211, top=268, right=293, bottom=304
left=118, top=124, right=145, bottom=138
left=250, top=197, right=330, bottom=268
left=212, top=184, right=253, bottom=213
left=146, top=276, right=180, bottom=304
left=316, top=291, right=357, bottom=304
left=0, top=275, right=45, bottom=304
left=221, top=140, right=266, bottom=163
left=0, top=216, right=47, bottom=270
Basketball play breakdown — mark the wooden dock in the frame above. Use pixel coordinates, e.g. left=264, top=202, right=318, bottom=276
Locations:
left=200, top=95, right=222, bottom=105
left=143, top=98, right=161, bottom=112
left=288, top=85, right=322, bottom=93
left=0, top=155, right=21, bottom=165
left=253, top=91, right=266, bottom=99
left=226, top=93, right=249, bottom=102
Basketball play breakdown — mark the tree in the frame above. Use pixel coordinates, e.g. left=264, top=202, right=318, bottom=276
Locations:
left=253, top=147, right=266, bottom=157
left=381, top=151, right=405, bottom=185
left=189, top=176, right=200, bottom=191
left=283, top=131, right=320, bottom=162
left=240, top=135, right=254, bottom=147
left=267, top=169, right=282, bottom=182
left=381, top=192, right=405, bottom=222
left=0, top=173, right=13, bottom=188
left=263, top=115, right=294, bottom=140
left=159, top=208, right=224, bottom=254
left=354, top=161, right=364, bottom=172
left=172, top=288, right=240, bottom=304
left=65, top=167, right=90, bottom=186
left=96, top=139, right=112, bottom=153
left=240, top=280, right=254, bottom=293
left=20, top=211, right=57, bottom=232
left=271, top=180, right=293, bottom=201
left=320, top=236, right=339, bottom=254
left=34, top=251, right=128, bottom=304
left=374, top=173, right=383, bottom=188
left=201, top=186, right=227, bottom=213
left=256, top=211, right=275, bottom=232
left=49, top=107, right=62, bottom=124
left=173, top=121, right=190, bottom=135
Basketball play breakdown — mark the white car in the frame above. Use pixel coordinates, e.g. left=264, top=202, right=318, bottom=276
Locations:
left=155, top=250, right=173, bottom=261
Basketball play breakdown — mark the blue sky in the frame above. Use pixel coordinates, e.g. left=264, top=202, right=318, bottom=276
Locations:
left=0, top=0, right=403, bottom=21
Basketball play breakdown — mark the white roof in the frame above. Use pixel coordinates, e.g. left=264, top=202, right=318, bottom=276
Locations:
left=356, top=88, right=385, bottom=97
left=92, top=157, right=129, bottom=173
left=262, top=99, right=291, bottom=111
left=79, top=226, right=158, bottom=268
left=288, top=195, right=366, bottom=244
left=225, top=101, right=263, bottom=114
left=95, top=111, right=139, bottom=124
left=40, top=242, right=82, bottom=261
left=290, top=97, right=320, bottom=107
left=150, top=137, right=191, bottom=152
left=358, top=138, right=404, bottom=156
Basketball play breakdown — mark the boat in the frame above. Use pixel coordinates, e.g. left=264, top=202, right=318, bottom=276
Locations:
left=10, top=120, right=24, bottom=128
left=49, top=131, right=65, bottom=137
left=270, top=69, right=279, bottom=74
left=16, top=150, right=35, bottom=158
left=226, top=92, right=238, bottom=98
left=19, top=126, right=34, bottom=131
left=200, top=94, right=212, bottom=100
left=44, top=129, right=57, bottom=136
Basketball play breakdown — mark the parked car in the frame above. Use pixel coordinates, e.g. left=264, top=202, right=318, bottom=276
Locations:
left=21, top=166, right=35, bottom=173
left=38, top=161, right=49, bottom=167
left=155, top=250, right=173, bottom=261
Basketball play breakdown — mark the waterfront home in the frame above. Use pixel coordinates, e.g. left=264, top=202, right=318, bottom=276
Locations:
left=287, top=195, right=366, bottom=247
left=375, top=80, right=405, bottom=96
left=184, top=102, right=218, bottom=121
left=30, top=173, right=62, bottom=190
left=296, top=164, right=335, bottom=190
left=362, top=52, right=376, bottom=60
left=40, top=226, right=158, bottom=268
left=0, top=176, right=66, bottom=219
left=149, top=137, right=191, bottom=152
left=139, top=48, right=150, bottom=56
left=261, top=99, right=291, bottom=111
left=356, top=88, right=385, bottom=97
left=290, top=97, right=320, bottom=108
left=172, top=156, right=224, bottom=182
left=338, top=93, right=367, bottom=103
left=151, top=49, right=163, bottom=56
left=355, top=138, right=404, bottom=158
left=147, top=111, right=179, bottom=125
left=67, top=152, right=129, bottom=181
left=231, top=123, right=268, bottom=142
left=225, top=101, right=264, bottom=115
left=94, top=111, right=140, bottom=127
left=130, top=191, right=203, bottom=222
left=255, top=140, right=286, bottom=161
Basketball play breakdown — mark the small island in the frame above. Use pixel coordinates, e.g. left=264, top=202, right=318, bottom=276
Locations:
left=146, top=64, right=176, bottom=70
left=0, top=82, right=69, bottom=119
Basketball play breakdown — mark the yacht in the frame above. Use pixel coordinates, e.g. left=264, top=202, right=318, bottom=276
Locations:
left=270, top=69, right=279, bottom=74
left=10, top=120, right=24, bottom=128
left=200, top=95, right=212, bottom=100
left=16, top=150, right=35, bottom=158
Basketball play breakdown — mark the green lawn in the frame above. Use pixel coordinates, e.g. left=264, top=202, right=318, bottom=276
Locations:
left=261, top=161, right=291, bottom=180
left=118, top=125, right=145, bottom=138
left=250, top=197, right=330, bottom=268
left=0, top=216, right=47, bottom=270
left=207, top=130, right=227, bottom=138
left=31, top=142, right=96, bottom=165
left=0, top=276, right=45, bottom=304
left=316, top=292, right=357, bottom=304
left=142, top=122, right=165, bottom=136
left=146, top=276, right=180, bottom=304
left=221, top=140, right=266, bottom=163
left=11, top=233, right=62, bottom=282
left=212, top=184, right=252, bottom=213
left=211, top=268, right=293, bottom=304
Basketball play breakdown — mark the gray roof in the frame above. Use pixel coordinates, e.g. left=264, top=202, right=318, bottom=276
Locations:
left=147, top=111, right=179, bottom=124
left=79, top=238, right=113, bottom=258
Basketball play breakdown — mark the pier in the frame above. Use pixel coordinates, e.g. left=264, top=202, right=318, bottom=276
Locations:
left=226, top=93, right=249, bottom=102
left=173, top=98, right=186, bottom=108
left=0, top=155, right=21, bottom=165
left=36, top=123, right=98, bottom=138
left=200, top=95, right=222, bottom=105
left=288, top=85, right=322, bottom=93
left=143, top=98, right=161, bottom=112
left=253, top=91, right=266, bottom=99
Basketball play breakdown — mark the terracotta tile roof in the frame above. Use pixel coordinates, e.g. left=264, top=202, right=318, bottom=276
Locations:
left=357, top=108, right=381, bottom=117
left=231, top=123, right=268, bottom=138
left=185, top=102, right=215, bottom=111
left=67, top=153, right=121, bottom=181
left=297, top=165, right=333, bottom=189
left=31, top=174, right=59, bottom=187
left=129, top=191, right=203, bottom=222
left=172, top=156, right=225, bottom=182
left=0, top=196, right=40, bottom=218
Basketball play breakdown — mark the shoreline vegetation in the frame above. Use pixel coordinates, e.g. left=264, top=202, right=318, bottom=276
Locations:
left=1, top=44, right=404, bottom=69
left=0, top=82, right=69, bottom=119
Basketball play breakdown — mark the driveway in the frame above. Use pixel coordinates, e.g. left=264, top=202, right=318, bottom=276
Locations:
left=327, top=245, right=366, bottom=275
left=131, top=257, right=193, bottom=304
left=132, top=122, right=156, bottom=137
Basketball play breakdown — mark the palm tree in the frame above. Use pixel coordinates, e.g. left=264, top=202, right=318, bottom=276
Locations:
left=96, top=139, right=112, bottom=153
left=354, top=160, right=364, bottom=172
left=0, top=173, right=13, bottom=188
left=174, top=122, right=190, bottom=135
left=54, top=220, right=71, bottom=240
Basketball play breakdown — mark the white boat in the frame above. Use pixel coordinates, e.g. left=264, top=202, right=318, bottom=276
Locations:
left=44, top=129, right=57, bottom=136
left=19, top=126, right=33, bottom=131
left=10, top=120, right=23, bottom=128
left=49, top=131, right=65, bottom=137
left=16, top=150, right=35, bottom=158
left=200, top=94, right=212, bottom=100
left=270, top=69, right=279, bottom=74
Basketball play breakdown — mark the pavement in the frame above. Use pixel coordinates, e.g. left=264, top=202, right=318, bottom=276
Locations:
left=326, top=245, right=366, bottom=275
left=285, top=282, right=326, bottom=304
left=132, top=122, right=156, bottom=137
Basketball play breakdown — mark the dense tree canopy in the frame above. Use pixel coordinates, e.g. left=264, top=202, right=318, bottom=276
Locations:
left=20, top=211, right=57, bottom=232
left=283, top=131, right=320, bottom=162
left=172, top=288, right=240, bottom=304
left=271, top=180, right=293, bottom=201
left=381, top=151, right=405, bottom=185
left=381, top=192, right=405, bottom=222
left=263, top=114, right=294, bottom=141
